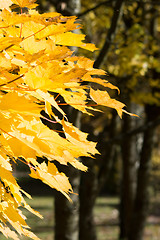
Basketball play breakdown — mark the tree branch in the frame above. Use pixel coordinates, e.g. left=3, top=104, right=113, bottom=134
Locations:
left=77, top=0, right=113, bottom=17
left=94, top=0, right=125, bottom=68
left=78, top=0, right=160, bottom=18
left=107, top=116, right=160, bottom=144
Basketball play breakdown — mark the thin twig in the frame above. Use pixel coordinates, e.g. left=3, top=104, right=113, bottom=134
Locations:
left=78, top=0, right=113, bottom=17
left=94, top=0, right=125, bottom=68
left=78, top=0, right=160, bottom=17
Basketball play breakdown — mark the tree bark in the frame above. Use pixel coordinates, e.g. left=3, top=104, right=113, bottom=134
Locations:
left=128, top=105, right=159, bottom=240
left=79, top=158, right=98, bottom=240
left=94, top=0, right=125, bottom=68
left=79, top=112, right=118, bottom=240
left=97, top=112, right=118, bottom=191
left=55, top=165, right=80, bottom=240
left=119, top=106, right=138, bottom=240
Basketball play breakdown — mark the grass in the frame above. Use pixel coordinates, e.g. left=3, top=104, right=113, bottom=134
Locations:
left=0, top=195, right=160, bottom=239
left=94, top=197, right=119, bottom=240
left=22, top=196, right=54, bottom=240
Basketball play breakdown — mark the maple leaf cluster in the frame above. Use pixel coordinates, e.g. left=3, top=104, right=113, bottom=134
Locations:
left=0, top=0, right=128, bottom=239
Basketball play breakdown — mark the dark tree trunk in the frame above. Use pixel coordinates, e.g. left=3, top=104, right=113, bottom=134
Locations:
left=79, top=158, right=98, bottom=240
left=55, top=165, right=80, bottom=240
left=97, top=112, right=118, bottom=191
left=128, top=105, right=159, bottom=240
left=119, top=108, right=138, bottom=240
left=94, top=0, right=125, bottom=68
left=79, top=112, right=118, bottom=240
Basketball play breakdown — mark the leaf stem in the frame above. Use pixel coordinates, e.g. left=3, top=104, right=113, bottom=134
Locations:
left=0, top=74, right=24, bottom=87
left=22, top=26, right=47, bottom=41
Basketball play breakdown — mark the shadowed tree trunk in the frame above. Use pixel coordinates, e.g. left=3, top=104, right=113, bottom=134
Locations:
left=79, top=112, right=118, bottom=240
left=54, top=164, right=80, bottom=240
left=128, top=105, right=159, bottom=240
left=119, top=104, right=138, bottom=240
left=118, top=3, right=145, bottom=238
left=79, top=158, right=98, bottom=240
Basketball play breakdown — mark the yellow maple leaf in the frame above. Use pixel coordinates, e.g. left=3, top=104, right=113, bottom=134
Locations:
left=11, top=0, right=37, bottom=8
left=62, top=118, right=99, bottom=156
left=30, top=162, right=73, bottom=201
left=50, top=32, right=97, bottom=51
left=0, top=0, right=13, bottom=10
left=90, top=88, right=126, bottom=118
left=36, top=89, right=66, bottom=117
left=0, top=92, right=42, bottom=115
left=0, top=223, right=19, bottom=240
left=0, top=37, right=21, bottom=52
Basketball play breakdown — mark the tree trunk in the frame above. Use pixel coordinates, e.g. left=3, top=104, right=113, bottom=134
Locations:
left=79, top=112, right=118, bottom=240
left=119, top=108, right=138, bottom=240
left=55, top=165, right=80, bottom=240
left=98, top=112, right=118, bottom=192
left=128, top=105, right=159, bottom=240
left=79, top=158, right=98, bottom=240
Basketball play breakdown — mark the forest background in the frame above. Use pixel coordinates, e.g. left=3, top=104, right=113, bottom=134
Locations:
left=10, top=0, right=160, bottom=240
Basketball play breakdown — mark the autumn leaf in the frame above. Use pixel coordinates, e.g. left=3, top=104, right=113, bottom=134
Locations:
left=11, top=0, right=38, bottom=8
left=50, top=32, right=97, bottom=51
left=90, top=88, right=126, bottom=118
left=0, top=0, right=13, bottom=10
